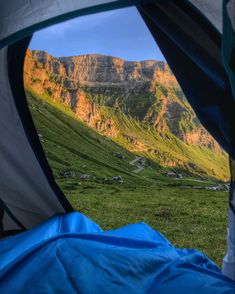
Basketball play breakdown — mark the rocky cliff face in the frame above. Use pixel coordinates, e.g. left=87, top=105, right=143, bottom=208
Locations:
left=24, top=49, right=220, bottom=152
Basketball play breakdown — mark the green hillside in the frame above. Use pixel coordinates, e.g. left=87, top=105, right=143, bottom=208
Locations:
left=26, top=90, right=229, bottom=266
left=24, top=50, right=229, bottom=181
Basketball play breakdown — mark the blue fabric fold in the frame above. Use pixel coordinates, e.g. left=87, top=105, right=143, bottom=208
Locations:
left=0, top=212, right=234, bottom=293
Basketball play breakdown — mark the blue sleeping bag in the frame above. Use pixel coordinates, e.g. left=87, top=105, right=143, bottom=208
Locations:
left=0, top=212, right=234, bottom=293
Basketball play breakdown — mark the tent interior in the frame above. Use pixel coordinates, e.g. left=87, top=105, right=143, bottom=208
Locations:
left=0, top=0, right=235, bottom=292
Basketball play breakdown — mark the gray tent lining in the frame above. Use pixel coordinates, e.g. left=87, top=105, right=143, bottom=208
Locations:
left=0, top=0, right=149, bottom=50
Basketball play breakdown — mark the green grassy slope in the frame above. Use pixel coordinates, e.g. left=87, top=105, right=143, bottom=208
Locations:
left=70, top=87, right=229, bottom=181
left=28, top=87, right=229, bottom=181
left=27, top=91, right=228, bottom=266
left=108, top=108, right=229, bottom=180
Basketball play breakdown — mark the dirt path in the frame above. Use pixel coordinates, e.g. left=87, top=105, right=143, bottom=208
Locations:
left=129, top=156, right=144, bottom=174
left=129, top=156, right=141, bottom=166
left=132, top=166, right=144, bottom=173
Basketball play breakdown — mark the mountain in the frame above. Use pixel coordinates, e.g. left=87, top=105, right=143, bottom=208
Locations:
left=24, top=49, right=228, bottom=180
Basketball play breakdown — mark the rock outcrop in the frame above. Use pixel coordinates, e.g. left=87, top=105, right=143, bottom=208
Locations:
left=24, top=49, right=221, bottom=152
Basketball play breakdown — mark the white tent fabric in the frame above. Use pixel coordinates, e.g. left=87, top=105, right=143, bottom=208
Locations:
left=0, top=46, right=65, bottom=230
left=189, top=0, right=223, bottom=32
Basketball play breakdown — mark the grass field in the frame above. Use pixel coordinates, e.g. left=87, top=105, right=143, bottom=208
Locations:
left=26, top=90, right=229, bottom=266
left=63, top=182, right=228, bottom=266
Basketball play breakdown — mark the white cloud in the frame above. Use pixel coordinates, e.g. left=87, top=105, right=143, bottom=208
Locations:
left=40, top=8, right=117, bottom=38
left=42, top=21, right=73, bottom=36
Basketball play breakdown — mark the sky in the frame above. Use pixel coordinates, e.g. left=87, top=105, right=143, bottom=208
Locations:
left=29, top=6, right=165, bottom=61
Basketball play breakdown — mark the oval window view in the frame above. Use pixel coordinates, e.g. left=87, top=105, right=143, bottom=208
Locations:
left=24, top=6, right=229, bottom=266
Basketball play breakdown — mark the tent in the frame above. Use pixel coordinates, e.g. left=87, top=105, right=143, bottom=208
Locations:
left=0, top=0, right=234, bottom=291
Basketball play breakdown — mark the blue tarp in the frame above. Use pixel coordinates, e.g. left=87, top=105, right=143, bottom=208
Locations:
left=0, top=212, right=234, bottom=293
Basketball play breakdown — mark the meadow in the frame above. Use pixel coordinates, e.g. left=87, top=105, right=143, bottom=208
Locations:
left=27, top=91, right=229, bottom=266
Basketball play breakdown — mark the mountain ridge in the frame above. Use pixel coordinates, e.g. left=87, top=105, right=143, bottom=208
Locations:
left=24, top=49, right=228, bottom=180
left=24, top=49, right=220, bottom=150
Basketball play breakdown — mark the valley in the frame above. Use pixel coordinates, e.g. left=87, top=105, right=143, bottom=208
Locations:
left=24, top=49, right=229, bottom=180
left=24, top=50, right=229, bottom=265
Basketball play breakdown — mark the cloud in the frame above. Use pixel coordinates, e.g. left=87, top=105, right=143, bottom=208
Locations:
left=42, top=21, right=73, bottom=36
left=40, top=8, right=117, bottom=38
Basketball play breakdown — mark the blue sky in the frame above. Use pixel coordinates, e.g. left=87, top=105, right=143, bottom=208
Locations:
left=29, top=6, right=165, bottom=61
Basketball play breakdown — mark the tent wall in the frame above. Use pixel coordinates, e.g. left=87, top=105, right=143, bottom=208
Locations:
left=0, top=40, right=72, bottom=234
left=0, top=0, right=118, bottom=45
left=0, top=0, right=147, bottom=49
left=189, top=0, right=223, bottom=33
